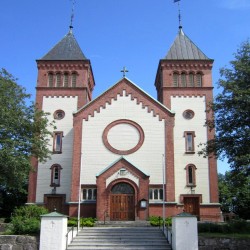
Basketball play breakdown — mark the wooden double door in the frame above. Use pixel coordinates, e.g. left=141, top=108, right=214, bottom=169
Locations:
left=110, top=182, right=135, bottom=221
left=110, top=194, right=135, bottom=221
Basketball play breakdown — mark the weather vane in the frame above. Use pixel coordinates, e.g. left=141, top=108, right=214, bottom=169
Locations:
left=174, top=0, right=182, bottom=29
left=70, top=0, right=76, bottom=30
left=121, top=67, right=129, bottom=78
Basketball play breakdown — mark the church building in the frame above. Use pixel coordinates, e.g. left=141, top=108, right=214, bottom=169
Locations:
left=27, top=23, right=221, bottom=222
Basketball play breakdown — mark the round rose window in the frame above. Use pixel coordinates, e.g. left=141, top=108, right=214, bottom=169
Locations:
left=103, top=119, right=144, bottom=155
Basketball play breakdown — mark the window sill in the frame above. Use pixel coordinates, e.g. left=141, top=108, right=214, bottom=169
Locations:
left=185, top=151, right=195, bottom=154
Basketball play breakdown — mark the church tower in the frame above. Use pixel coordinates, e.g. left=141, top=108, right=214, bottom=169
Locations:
left=28, top=27, right=95, bottom=212
left=155, top=27, right=220, bottom=220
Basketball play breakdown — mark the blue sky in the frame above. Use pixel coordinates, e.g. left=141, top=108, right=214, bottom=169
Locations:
left=1, top=0, right=249, bottom=174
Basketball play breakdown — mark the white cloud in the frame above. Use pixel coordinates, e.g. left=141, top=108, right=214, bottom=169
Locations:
left=219, top=0, right=250, bottom=10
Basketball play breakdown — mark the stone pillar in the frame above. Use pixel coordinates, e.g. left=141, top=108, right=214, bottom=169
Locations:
left=40, top=211, right=68, bottom=250
left=172, top=212, right=198, bottom=250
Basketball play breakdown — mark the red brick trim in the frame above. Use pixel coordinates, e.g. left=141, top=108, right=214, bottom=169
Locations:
left=102, top=119, right=145, bottom=155
left=74, top=78, right=175, bottom=121
left=27, top=157, right=38, bottom=202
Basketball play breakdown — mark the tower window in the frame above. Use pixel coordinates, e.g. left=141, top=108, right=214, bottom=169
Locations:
left=185, top=164, right=197, bottom=186
left=48, top=73, right=53, bottom=87
left=184, top=131, right=196, bottom=153
left=189, top=73, right=194, bottom=87
left=50, top=164, right=62, bottom=187
left=64, top=73, right=69, bottom=87
left=53, top=131, right=63, bottom=153
left=54, top=110, right=65, bottom=120
left=173, top=73, right=179, bottom=87
left=56, top=73, right=61, bottom=87
left=71, top=73, right=77, bottom=87
left=196, top=73, right=202, bottom=87
left=181, top=73, right=187, bottom=87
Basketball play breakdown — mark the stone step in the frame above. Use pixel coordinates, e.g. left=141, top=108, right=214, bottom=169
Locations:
left=67, top=226, right=171, bottom=250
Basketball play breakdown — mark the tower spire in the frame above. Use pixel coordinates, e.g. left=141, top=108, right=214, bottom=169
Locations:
left=174, top=0, right=182, bottom=29
left=69, top=0, right=76, bottom=32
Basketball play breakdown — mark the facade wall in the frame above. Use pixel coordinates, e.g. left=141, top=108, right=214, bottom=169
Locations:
left=171, top=96, right=210, bottom=203
left=81, top=91, right=165, bottom=185
left=36, top=96, right=77, bottom=203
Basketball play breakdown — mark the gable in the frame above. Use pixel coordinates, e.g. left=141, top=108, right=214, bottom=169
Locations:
left=74, top=77, right=175, bottom=121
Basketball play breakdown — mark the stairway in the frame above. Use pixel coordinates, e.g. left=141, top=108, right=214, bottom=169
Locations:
left=67, top=226, right=171, bottom=250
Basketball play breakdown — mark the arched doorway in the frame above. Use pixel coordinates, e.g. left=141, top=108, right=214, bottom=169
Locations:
left=110, top=182, right=135, bottom=221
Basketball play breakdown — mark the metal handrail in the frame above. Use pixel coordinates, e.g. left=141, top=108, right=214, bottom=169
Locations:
left=65, top=226, right=74, bottom=250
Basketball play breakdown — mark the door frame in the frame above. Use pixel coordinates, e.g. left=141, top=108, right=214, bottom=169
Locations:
left=44, top=194, right=66, bottom=214
left=181, top=194, right=202, bottom=220
left=110, top=193, right=135, bottom=221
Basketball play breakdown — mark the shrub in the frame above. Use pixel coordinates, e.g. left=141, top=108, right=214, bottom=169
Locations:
left=198, top=219, right=250, bottom=234
left=68, top=217, right=78, bottom=227
left=149, top=216, right=172, bottom=227
left=81, top=217, right=96, bottom=227
left=10, top=205, right=48, bottom=235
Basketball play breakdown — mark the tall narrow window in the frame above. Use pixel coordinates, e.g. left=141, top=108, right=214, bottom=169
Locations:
left=181, top=73, right=187, bottom=87
left=185, top=164, right=196, bottom=186
left=71, top=73, right=77, bottom=87
left=53, top=132, right=63, bottom=153
left=184, top=131, right=195, bottom=153
left=189, top=73, right=194, bottom=87
left=173, top=73, right=179, bottom=87
left=64, top=73, right=69, bottom=87
left=196, top=73, right=202, bottom=87
left=50, top=164, right=62, bottom=187
left=56, top=73, right=61, bottom=87
left=48, top=73, right=53, bottom=87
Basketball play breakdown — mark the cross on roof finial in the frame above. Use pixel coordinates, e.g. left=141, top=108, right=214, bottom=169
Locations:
left=121, top=66, right=129, bottom=78
left=69, top=0, right=76, bottom=31
left=174, top=0, right=182, bottom=29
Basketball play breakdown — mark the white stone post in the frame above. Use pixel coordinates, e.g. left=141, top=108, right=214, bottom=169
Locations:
left=40, top=211, right=68, bottom=250
left=172, top=212, right=198, bottom=250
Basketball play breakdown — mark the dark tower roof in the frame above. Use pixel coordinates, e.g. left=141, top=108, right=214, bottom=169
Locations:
left=165, top=28, right=210, bottom=60
left=40, top=29, right=87, bottom=60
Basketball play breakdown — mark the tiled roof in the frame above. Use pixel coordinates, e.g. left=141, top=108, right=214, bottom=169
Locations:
left=41, top=29, right=86, bottom=60
left=165, top=28, right=210, bottom=60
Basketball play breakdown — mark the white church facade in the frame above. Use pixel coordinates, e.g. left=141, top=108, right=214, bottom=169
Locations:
left=28, top=26, right=221, bottom=222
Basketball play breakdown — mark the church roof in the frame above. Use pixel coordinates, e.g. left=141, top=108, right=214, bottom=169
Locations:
left=40, top=28, right=87, bottom=60
left=165, top=28, right=210, bottom=60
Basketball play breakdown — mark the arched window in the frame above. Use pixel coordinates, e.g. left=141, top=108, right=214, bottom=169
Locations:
left=64, top=73, right=69, bottom=87
left=181, top=73, right=187, bottom=87
left=189, top=73, right=194, bottom=87
left=173, top=73, right=179, bottom=87
left=71, top=72, right=77, bottom=87
left=56, top=73, right=61, bottom=87
left=50, top=164, right=62, bottom=187
left=196, top=73, right=202, bottom=87
left=48, top=73, right=53, bottom=87
left=185, top=164, right=197, bottom=186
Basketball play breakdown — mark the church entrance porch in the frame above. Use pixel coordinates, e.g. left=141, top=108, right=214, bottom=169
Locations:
left=110, top=183, right=135, bottom=221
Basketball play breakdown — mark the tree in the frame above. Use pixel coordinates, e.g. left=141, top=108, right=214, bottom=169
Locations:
left=218, top=171, right=250, bottom=219
left=0, top=68, right=54, bottom=194
left=199, top=40, right=250, bottom=173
